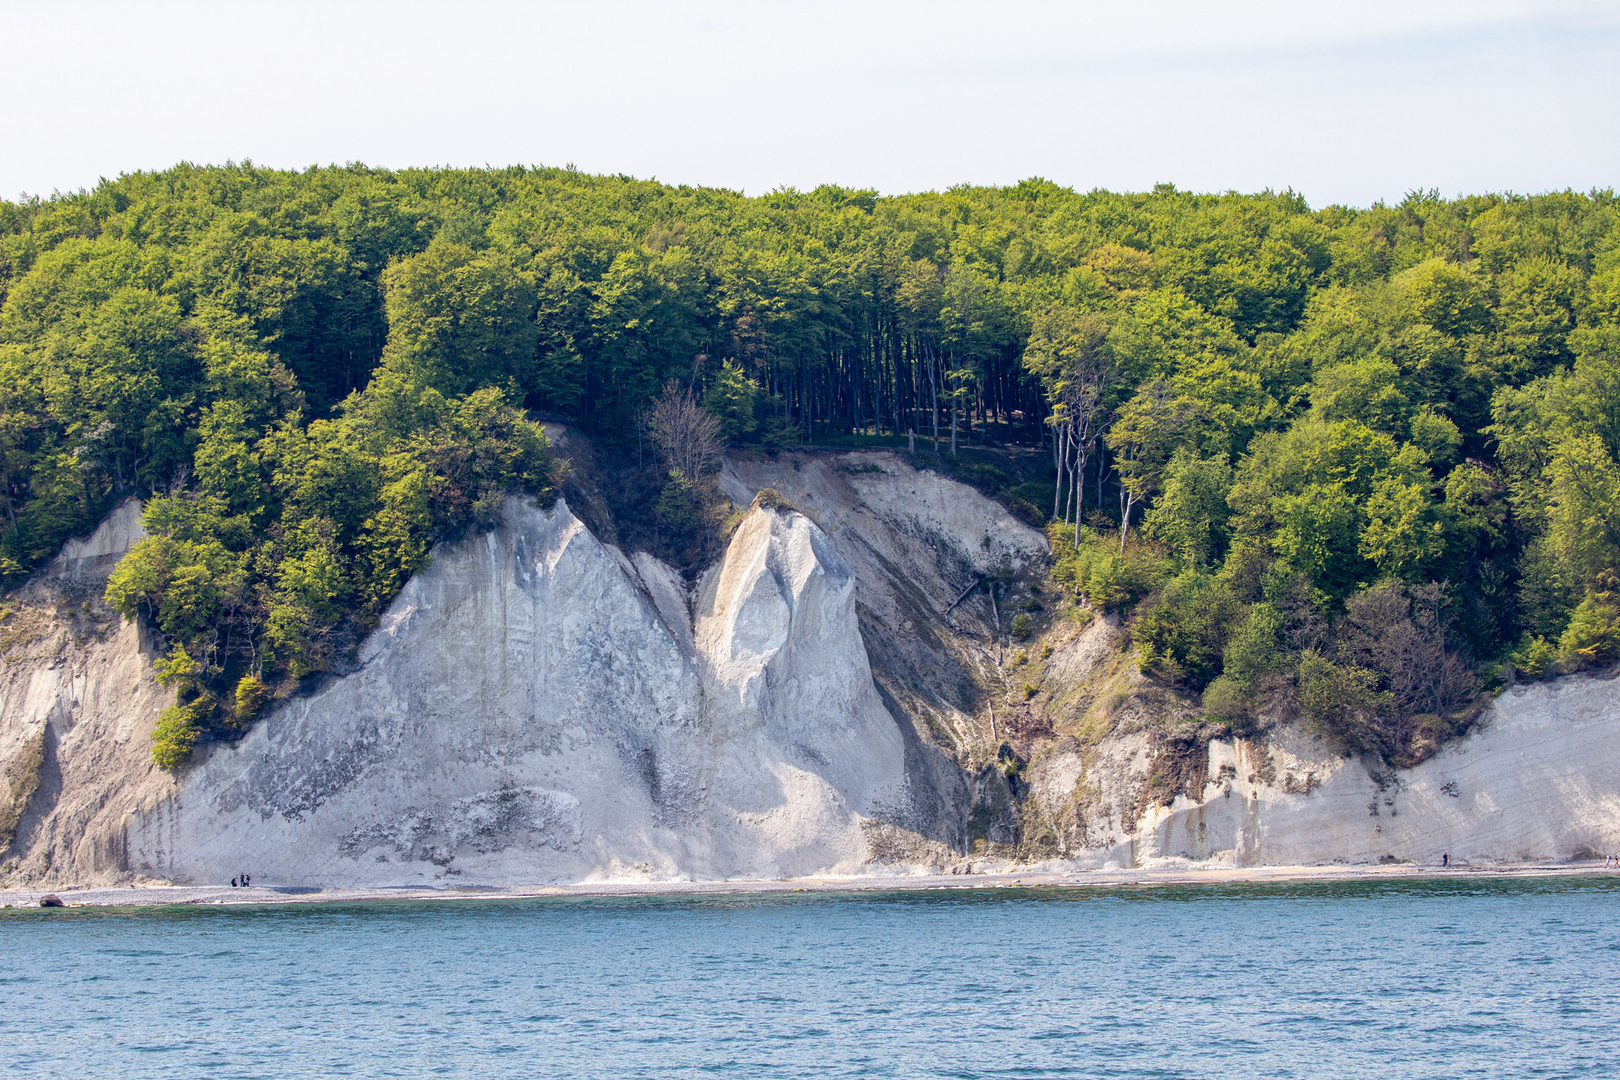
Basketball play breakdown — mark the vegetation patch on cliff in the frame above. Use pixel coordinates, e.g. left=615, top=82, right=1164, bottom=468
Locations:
left=0, top=732, right=45, bottom=852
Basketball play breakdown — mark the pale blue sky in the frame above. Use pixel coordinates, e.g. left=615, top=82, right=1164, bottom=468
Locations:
left=2, top=0, right=1616, bottom=207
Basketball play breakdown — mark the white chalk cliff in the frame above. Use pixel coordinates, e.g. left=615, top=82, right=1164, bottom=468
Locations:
left=0, top=499, right=177, bottom=883
left=1, top=451, right=1617, bottom=887
left=127, top=497, right=921, bottom=886
left=1130, top=675, right=1620, bottom=867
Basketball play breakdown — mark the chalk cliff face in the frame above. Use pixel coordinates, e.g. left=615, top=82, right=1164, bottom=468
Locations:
left=1016, top=616, right=1620, bottom=871
left=2, top=451, right=1617, bottom=887
left=0, top=499, right=176, bottom=884
left=127, top=497, right=919, bottom=886
left=1127, top=675, right=1620, bottom=867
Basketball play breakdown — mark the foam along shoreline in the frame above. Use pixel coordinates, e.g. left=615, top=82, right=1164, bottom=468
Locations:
left=2, top=861, right=1614, bottom=909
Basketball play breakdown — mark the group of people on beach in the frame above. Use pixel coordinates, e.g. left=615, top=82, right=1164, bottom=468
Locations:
left=230, top=874, right=252, bottom=888
left=1607, top=855, right=1619, bottom=869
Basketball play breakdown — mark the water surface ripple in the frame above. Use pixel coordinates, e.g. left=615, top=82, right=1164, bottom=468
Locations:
left=2, top=877, right=1617, bottom=1078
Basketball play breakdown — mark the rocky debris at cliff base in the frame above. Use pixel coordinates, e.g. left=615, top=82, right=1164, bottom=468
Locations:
left=1, top=860, right=1612, bottom=909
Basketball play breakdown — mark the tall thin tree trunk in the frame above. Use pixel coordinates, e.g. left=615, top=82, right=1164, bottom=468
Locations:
left=1074, top=445, right=1087, bottom=521
left=950, top=376, right=959, bottom=458
left=928, top=354, right=940, bottom=456
left=1052, top=422, right=1066, bottom=522
left=1069, top=441, right=1081, bottom=526
left=893, top=336, right=903, bottom=438
left=1096, top=443, right=1105, bottom=513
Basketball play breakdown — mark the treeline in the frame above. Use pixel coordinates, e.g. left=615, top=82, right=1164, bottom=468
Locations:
left=0, top=164, right=1616, bottom=766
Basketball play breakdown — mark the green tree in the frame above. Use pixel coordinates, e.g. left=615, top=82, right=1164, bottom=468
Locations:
left=1107, top=380, right=1200, bottom=551
left=1545, top=435, right=1620, bottom=593
left=1023, top=306, right=1112, bottom=524
left=379, top=239, right=540, bottom=398
left=588, top=246, right=706, bottom=426
left=702, top=360, right=760, bottom=443
left=1143, top=448, right=1233, bottom=569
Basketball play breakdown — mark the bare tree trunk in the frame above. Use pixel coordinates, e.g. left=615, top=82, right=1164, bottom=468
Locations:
left=1096, top=444, right=1105, bottom=514
left=1073, top=443, right=1087, bottom=523
left=913, top=340, right=926, bottom=440
left=1119, top=483, right=1136, bottom=555
left=1070, top=439, right=1084, bottom=527
left=950, top=380, right=959, bottom=458
left=1052, top=422, right=1067, bottom=522
left=927, top=354, right=940, bottom=456
left=893, top=341, right=903, bottom=438
left=1087, top=444, right=1106, bottom=551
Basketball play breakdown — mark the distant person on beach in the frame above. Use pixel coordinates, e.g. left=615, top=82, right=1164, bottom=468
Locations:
left=231, top=877, right=238, bottom=887
left=1442, top=854, right=1449, bottom=867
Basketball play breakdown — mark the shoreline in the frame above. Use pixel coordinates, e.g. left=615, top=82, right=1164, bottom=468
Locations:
left=3, top=861, right=1615, bottom=909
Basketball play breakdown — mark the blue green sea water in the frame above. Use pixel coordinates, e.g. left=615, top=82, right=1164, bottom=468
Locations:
left=2, top=876, right=1617, bottom=1078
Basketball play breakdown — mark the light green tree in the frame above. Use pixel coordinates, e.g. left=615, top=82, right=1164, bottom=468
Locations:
left=702, top=360, right=760, bottom=443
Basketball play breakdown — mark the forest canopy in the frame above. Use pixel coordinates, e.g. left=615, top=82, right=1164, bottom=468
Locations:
left=1, top=164, right=1617, bottom=767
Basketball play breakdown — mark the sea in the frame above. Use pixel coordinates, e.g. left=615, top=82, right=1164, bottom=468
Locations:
left=1, top=875, right=1616, bottom=1079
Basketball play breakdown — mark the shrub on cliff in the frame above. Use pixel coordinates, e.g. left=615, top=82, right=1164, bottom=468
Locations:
left=752, top=488, right=793, bottom=512
left=1134, top=571, right=1244, bottom=691
left=1558, top=575, right=1620, bottom=667
left=1048, top=522, right=1166, bottom=611
left=1288, top=581, right=1481, bottom=764
left=654, top=469, right=702, bottom=533
left=150, top=699, right=207, bottom=771
left=0, top=732, right=45, bottom=850
left=233, top=674, right=267, bottom=727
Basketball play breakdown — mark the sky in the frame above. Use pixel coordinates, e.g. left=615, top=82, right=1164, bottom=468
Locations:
left=1, top=0, right=1616, bottom=208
